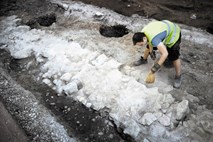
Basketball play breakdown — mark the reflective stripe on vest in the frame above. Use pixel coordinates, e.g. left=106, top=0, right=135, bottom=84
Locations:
left=162, top=20, right=178, bottom=46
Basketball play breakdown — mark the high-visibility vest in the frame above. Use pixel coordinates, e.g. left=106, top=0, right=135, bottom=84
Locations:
left=142, top=20, right=181, bottom=48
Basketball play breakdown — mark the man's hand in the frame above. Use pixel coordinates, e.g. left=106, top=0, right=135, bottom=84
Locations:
left=145, top=62, right=161, bottom=83
left=149, top=50, right=156, bottom=60
left=145, top=71, right=155, bottom=84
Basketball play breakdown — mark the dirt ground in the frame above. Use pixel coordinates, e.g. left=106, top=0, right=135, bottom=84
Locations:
left=73, top=0, right=213, bottom=34
left=1, top=0, right=213, bottom=32
left=0, top=0, right=213, bottom=141
left=71, top=0, right=213, bottom=109
left=0, top=101, right=28, bottom=142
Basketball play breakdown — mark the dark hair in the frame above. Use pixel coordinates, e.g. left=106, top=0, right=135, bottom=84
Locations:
left=132, top=32, right=146, bottom=45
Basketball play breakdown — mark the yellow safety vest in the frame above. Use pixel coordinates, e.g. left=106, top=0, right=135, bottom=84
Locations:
left=142, top=20, right=181, bottom=48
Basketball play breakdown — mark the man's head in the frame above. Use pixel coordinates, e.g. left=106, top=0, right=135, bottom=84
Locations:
left=132, top=32, right=147, bottom=46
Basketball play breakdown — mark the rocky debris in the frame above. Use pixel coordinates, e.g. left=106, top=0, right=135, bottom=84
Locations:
left=62, top=79, right=83, bottom=95
left=1, top=12, right=211, bottom=141
left=0, top=68, right=76, bottom=142
left=175, top=100, right=189, bottom=120
left=0, top=0, right=213, bottom=142
left=0, top=49, right=129, bottom=142
left=149, top=123, right=166, bottom=138
left=140, top=113, right=157, bottom=126
left=93, top=12, right=105, bottom=21
left=158, top=114, right=171, bottom=127
left=138, top=99, right=189, bottom=128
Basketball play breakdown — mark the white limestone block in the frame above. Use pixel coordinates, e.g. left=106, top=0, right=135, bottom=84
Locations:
left=140, top=113, right=157, bottom=126
left=175, top=100, right=189, bottom=120
left=158, top=114, right=171, bottom=127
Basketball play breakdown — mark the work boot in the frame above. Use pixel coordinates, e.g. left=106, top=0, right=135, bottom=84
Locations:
left=173, top=74, right=182, bottom=88
left=133, top=56, right=147, bottom=66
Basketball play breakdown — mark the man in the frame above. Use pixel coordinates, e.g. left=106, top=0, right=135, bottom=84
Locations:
left=132, top=20, right=182, bottom=88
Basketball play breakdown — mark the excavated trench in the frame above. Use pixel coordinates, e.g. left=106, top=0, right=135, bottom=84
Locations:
left=0, top=11, right=134, bottom=141
left=0, top=0, right=213, bottom=142
left=0, top=2, right=134, bottom=141
left=0, top=48, right=135, bottom=141
left=1, top=47, right=136, bottom=142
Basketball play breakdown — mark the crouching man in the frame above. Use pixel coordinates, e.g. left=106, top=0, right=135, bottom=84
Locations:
left=132, top=20, right=182, bottom=88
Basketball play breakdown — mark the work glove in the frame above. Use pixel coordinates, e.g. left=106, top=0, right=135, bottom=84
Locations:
left=149, top=51, right=156, bottom=60
left=145, top=63, right=161, bottom=84
left=133, top=56, right=147, bottom=66
left=145, top=71, right=155, bottom=83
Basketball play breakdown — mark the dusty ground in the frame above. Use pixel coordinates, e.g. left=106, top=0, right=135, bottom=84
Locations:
left=0, top=101, right=28, bottom=142
left=0, top=1, right=133, bottom=141
left=1, top=0, right=213, bottom=32
left=0, top=0, right=213, bottom=141
left=73, top=0, right=213, bottom=34
left=71, top=0, right=213, bottom=109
